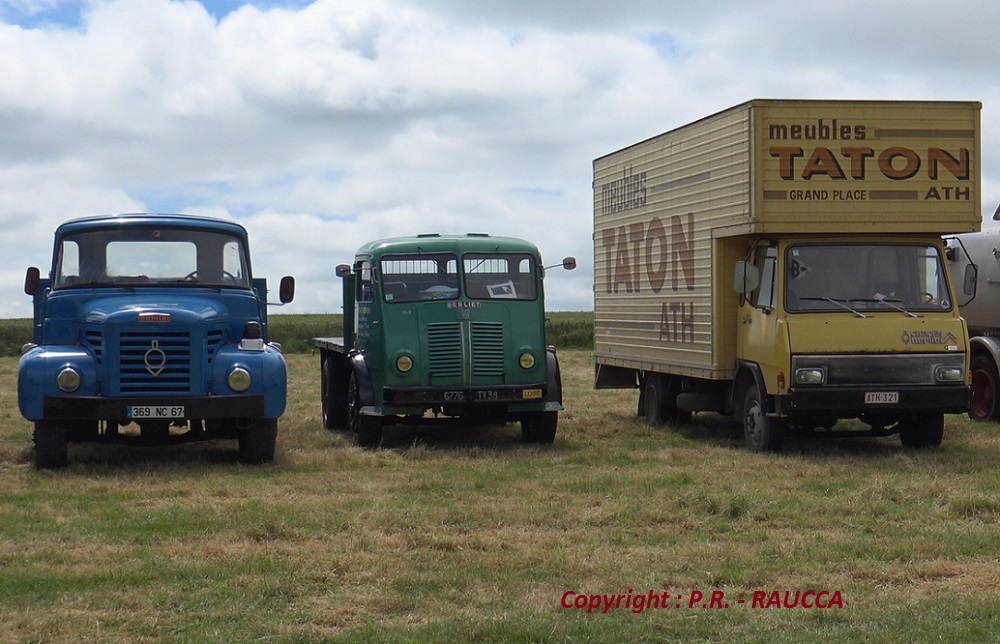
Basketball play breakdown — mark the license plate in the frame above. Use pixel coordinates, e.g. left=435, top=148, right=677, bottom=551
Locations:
left=864, top=392, right=899, bottom=404
left=128, top=405, right=185, bottom=419
left=522, top=388, right=543, bottom=400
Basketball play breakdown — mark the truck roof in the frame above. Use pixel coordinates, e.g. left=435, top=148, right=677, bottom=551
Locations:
left=55, top=213, right=249, bottom=238
left=355, top=233, right=541, bottom=259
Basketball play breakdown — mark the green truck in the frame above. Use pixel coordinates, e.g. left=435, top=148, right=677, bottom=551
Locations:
left=311, top=233, right=575, bottom=447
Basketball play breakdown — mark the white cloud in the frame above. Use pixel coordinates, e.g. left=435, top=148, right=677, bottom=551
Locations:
left=1, top=0, right=999, bottom=317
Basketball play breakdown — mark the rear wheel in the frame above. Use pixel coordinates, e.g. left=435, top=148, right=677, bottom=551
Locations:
left=238, top=418, right=277, bottom=464
left=642, top=374, right=690, bottom=425
left=34, top=420, right=70, bottom=469
left=742, top=385, right=784, bottom=452
left=348, top=371, right=382, bottom=448
left=969, top=355, right=999, bottom=421
left=899, top=413, right=944, bottom=448
left=321, top=355, right=348, bottom=430
left=521, top=411, right=558, bottom=444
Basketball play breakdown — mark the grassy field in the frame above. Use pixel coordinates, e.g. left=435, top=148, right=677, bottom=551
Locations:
left=2, top=316, right=1000, bottom=642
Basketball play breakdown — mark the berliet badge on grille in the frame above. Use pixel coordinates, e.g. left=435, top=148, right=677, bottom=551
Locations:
left=144, top=340, right=167, bottom=377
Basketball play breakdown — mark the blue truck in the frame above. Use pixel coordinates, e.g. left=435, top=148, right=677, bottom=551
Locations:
left=19, top=213, right=295, bottom=468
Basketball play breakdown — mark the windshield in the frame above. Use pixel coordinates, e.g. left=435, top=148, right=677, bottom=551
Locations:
left=379, top=251, right=538, bottom=303
left=784, top=243, right=952, bottom=312
left=53, top=227, right=250, bottom=289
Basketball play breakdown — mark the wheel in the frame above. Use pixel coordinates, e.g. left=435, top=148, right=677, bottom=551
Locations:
left=348, top=371, right=382, bottom=448
left=521, top=411, right=558, bottom=444
left=969, top=355, right=999, bottom=421
left=899, top=413, right=944, bottom=448
left=34, top=420, right=69, bottom=469
left=642, top=374, right=690, bottom=425
left=742, top=385, right=784, bottom=452
left=321, top=356, right=348, bottom=430
left=238, top=418, right=277, bottom=464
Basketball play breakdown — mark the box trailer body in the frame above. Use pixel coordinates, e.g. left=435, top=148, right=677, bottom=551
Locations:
left=312, top=233, right=575, bottom=447
left=19, top=213, right=295, bottom=468
left=594, top=99, right=980, bottom=450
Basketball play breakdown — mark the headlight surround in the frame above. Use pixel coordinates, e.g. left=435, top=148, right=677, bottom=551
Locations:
left=793, top=367, right=825, bottom=386
left=56, top=367, right=82, bottom=392
left=228, top=366, right=252, bottom=392
left=935, top=365, right=964, bottom=383
left=518, top=351, right=536, bottom=370
left=395, top=354, right=414, bottom=373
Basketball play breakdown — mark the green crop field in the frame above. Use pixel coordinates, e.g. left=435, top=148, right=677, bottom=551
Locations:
left=1, top=314, right=999, bottom=642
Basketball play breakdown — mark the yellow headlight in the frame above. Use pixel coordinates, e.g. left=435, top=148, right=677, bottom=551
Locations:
left=396, top=355, right=414, bottom=373
left=519, top=352, right=536, bottom=369
left=57, top=367, right=81, bottom=392
left=228, top=367, right=252, bottom=392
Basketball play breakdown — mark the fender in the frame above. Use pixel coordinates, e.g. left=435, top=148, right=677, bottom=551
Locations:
left=545, top=347, right=564, bottom=410
left=732, top=359, right=768, bottom=413
left=348, top=350, right=376, bottom=407
left=970, top=335, right=1000, bottom=370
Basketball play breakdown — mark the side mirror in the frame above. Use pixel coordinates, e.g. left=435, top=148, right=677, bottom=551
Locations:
left=279, top=276, right=295, bottom=304
left=964, top=263, right=978, bottom=297
left=733, top=261, right=760, bottom=294
left=336, top=264, right=352, bottom=279
left=24, top=267, right=40, bottom=296
left=562, top=257, right=577, bottom=271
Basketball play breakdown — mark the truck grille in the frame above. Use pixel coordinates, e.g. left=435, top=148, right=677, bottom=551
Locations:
left=792, top=353, right=966, bottom=386
left=426, top=321, right=506, bottom=383
left=81, top=325, right=229, bottom=396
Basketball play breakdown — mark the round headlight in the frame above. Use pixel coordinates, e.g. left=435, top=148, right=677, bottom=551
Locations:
left=56, top=367, right=81, bottom=392
left=396, top=355, right=414, bottom=373
left=518, top=352, right=536, bottom=369
left=228, top=367, right=252, bottom=392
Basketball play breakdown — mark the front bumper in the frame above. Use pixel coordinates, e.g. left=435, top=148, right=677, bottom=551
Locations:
left=774, top=385, right=969, bottom=416
left=43, top=394, right=266, bottom=421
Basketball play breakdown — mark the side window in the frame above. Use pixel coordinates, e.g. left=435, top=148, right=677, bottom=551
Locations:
left=750, top=244, right=777, bottom=310
left=222, top=241, right=245, bottom=284
left=55, top=240, right=81, bottom=286
left=357, top=260, right=373, bottom=303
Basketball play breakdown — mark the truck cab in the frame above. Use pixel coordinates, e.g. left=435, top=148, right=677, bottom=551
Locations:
left=312, top=233, right=575, bottom=447
left=733, top=236, right=970, bottom=449
left=19, top=213, right=294, bottom=468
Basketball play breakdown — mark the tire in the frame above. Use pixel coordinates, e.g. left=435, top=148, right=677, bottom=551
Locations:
left=899, top=413, right=944, bottom=449
left=321, top=356, right=348, bottom=430
left=969, top=355, right=999, bottom=421
left=348, top=371, right=382, bottom=448
left=742, top=385, right=784, bottom=452
left=34, top=420, right=69, bottom=469
left=643, top=374, right=690, bottom=425
left=238, top=418, right=277, bottom=464
left=521, top=411, right=558, bottom=444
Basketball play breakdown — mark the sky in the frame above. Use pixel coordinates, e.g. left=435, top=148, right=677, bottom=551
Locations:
left=2, top=0, right=1000, bottom=318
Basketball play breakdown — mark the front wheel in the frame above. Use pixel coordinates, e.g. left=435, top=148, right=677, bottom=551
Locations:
left=899, top=413, right=944, bottom=449
left=348, top=371, right=382, bottom=449
left=742, top=385, right=784, bottom=452
left=238, top=418, right=277, bottom=464
left=969, top=355, right=999, bottom=422
left=34, top=420, right=69, bottom=469
left=521, top=411, right=558, bottom=444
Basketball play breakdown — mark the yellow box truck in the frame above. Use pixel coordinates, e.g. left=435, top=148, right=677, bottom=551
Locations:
left=593, top=99, right=980, bottom=451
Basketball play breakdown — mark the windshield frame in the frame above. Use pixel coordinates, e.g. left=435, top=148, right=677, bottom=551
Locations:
left=52, top=226, right=252, bottom=290
left=783, top=242, right=953, bottom=314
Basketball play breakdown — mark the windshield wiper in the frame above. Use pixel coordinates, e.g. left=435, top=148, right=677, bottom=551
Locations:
left=870, top=293, right=918, bottom=318
left=799, top=297, right=868, bottom=318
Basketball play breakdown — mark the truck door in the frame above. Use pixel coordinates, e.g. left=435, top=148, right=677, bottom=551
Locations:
left=737, top=241, right=788, bottom=396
